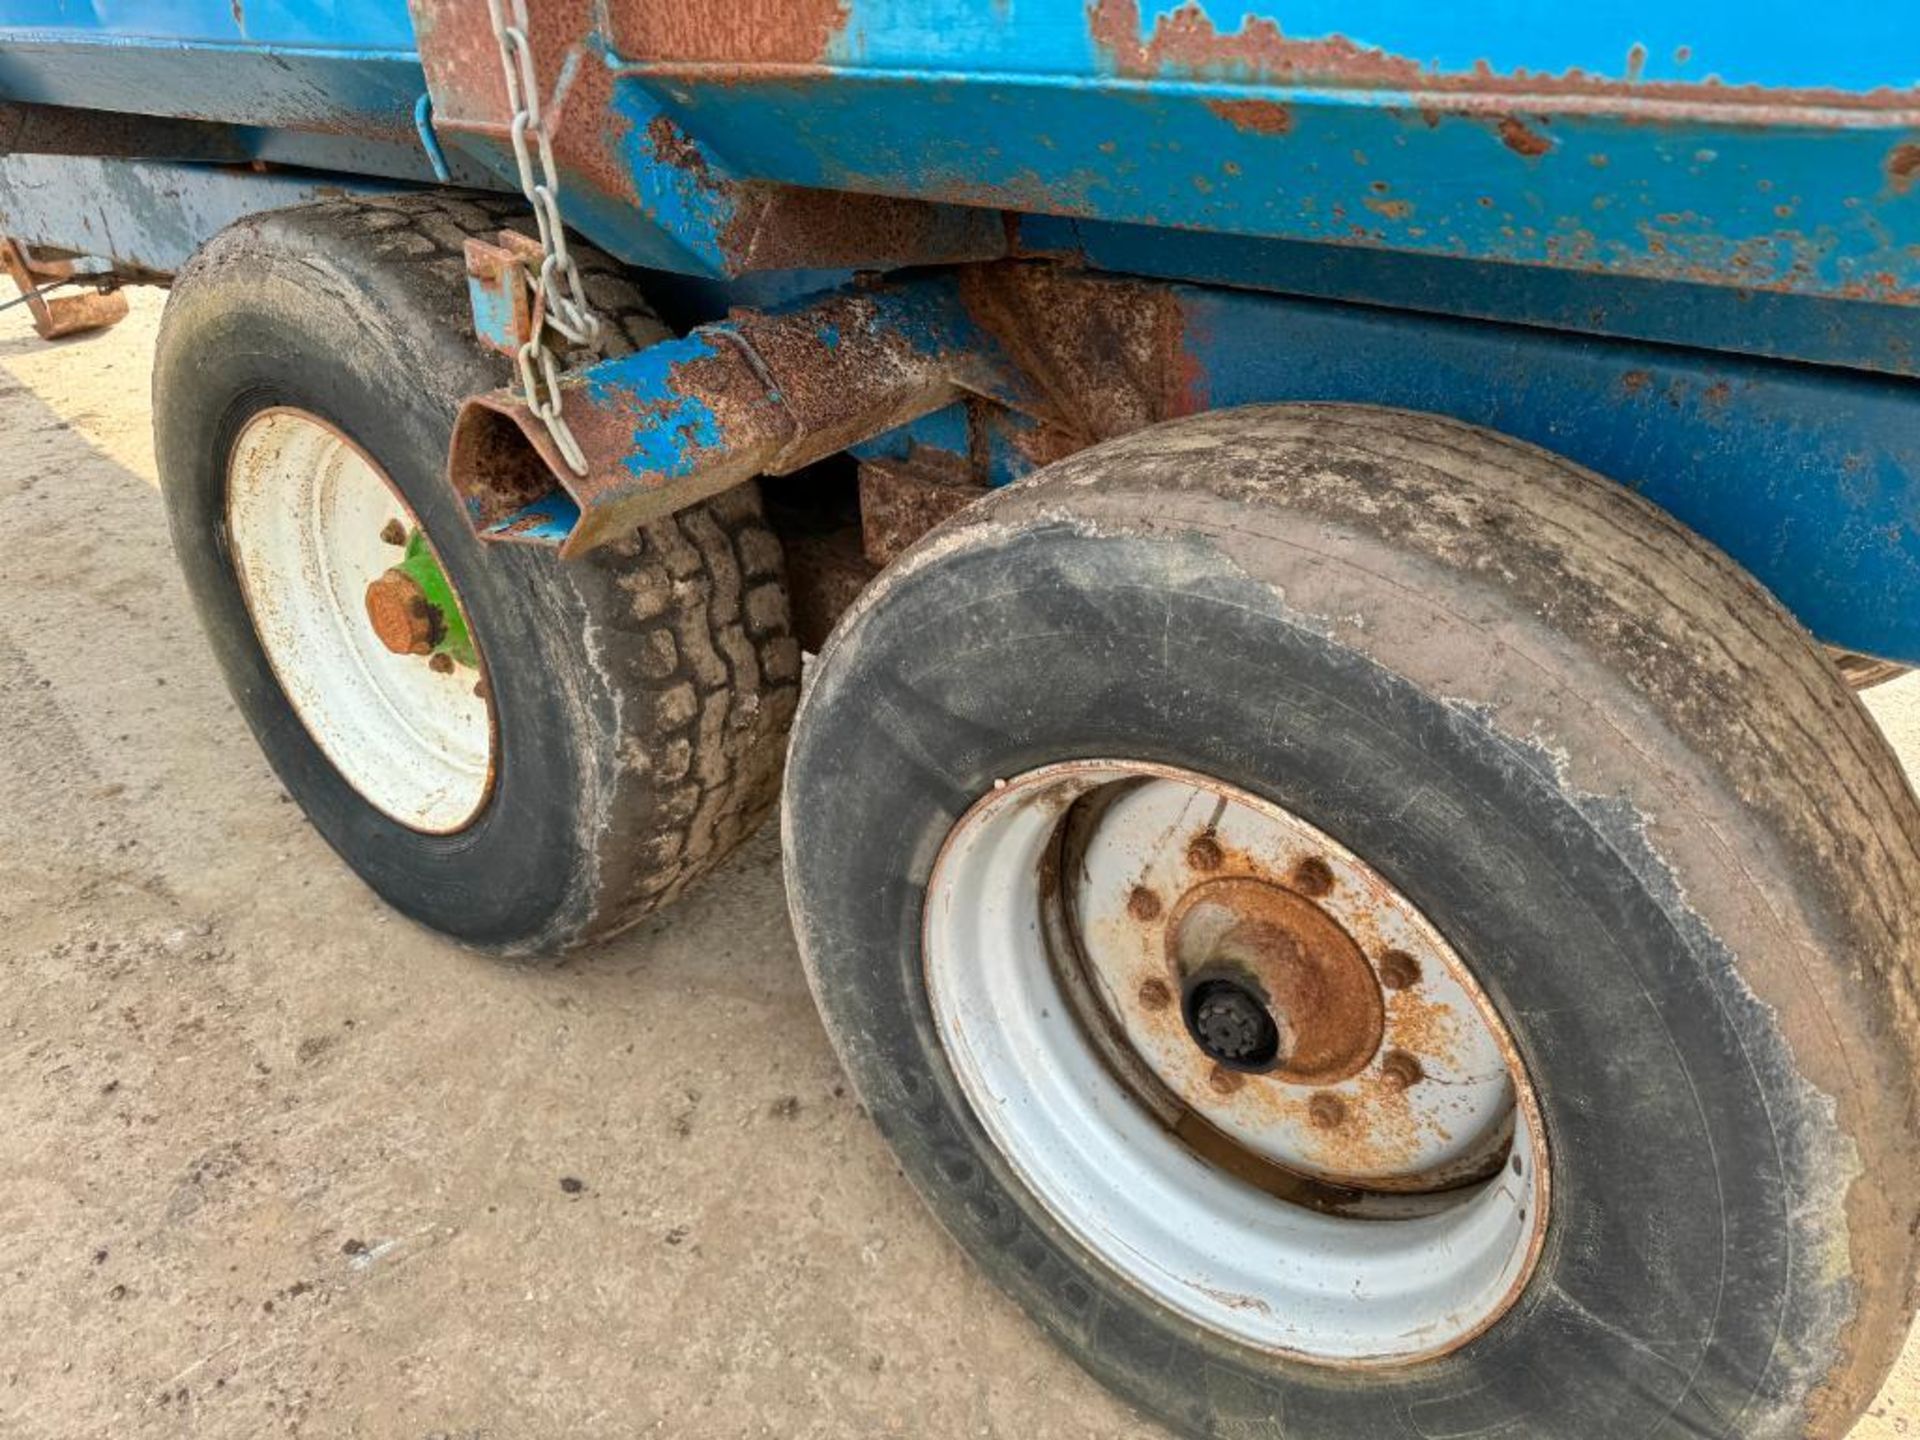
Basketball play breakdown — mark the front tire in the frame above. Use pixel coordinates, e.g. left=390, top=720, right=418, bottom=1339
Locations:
left=155, top=194, right=799, bottom=953
left=783, top=405, right=1920, bottom=1437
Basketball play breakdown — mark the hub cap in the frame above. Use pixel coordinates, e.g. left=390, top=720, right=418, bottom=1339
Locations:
left=923, top=761, right=1549, bottom=1363
left=225, top=408, right=495, bottom=833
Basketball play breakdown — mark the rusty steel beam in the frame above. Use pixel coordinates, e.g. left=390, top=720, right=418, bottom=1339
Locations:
left=448, top=274, right=1022, bottom=557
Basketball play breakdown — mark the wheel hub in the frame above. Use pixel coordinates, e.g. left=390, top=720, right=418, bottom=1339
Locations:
left=225, top=407, right=495, bottom=834
left=1169, top=877, right=1384, bottom=1084
left=1055, top=778, right=1519, bottom=1191
left=364, top=568, right=440, bottom=655
left=923, top=759, right=1549, bottom=1362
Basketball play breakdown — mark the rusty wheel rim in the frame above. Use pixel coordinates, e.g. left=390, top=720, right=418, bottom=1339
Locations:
left=225, top=407, right=495, bottom=834
left=923, top=760, right=1549, bottom=1364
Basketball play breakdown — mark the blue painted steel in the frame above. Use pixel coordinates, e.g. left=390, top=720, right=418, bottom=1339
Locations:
left=0, top=0, right=416, bottom=50
left=0, top=152, right=400, bottom=272
left=482, top=492, right=582, bottom=545
left=463, top=264, right=521, bottom=357
left=0, top=39, right=424, bottom=141
left=413, top=94, right=451, bottom=183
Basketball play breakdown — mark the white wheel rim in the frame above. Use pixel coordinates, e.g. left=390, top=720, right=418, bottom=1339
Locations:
left=225, top=408, right=495, bottom=834
left=924, top=761, right=1549, bottom=1364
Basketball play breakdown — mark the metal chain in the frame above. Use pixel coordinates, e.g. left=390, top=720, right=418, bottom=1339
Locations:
left=484, top=0, right=602, bottom=475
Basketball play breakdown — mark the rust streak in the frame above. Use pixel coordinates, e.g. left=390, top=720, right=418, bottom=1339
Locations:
left=1085, top=0, right=1920, bottom=115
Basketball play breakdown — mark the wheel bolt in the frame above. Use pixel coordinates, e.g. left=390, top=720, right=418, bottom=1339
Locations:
left=379, top=518, right=408, bottom=547
left=1290, top=856, right=1335, bottom=898
left=1308, top=1093, right=1347, bottom=1130
left=1381, top=1049, right=1425, bottom=1092
left=1127, top=886, right=1163, bottom=922
left=1186, top=835, right=1223, bottom=871
left=1378, top=950, right=1422, bottom=990
left=428, top=653, right=455, bottom=675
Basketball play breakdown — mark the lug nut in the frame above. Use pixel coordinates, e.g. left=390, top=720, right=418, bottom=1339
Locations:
left=379, top=518, right=408, bottom=547
left=1127, top=886, right=1163, bottom=922
left=1381, top=1049, right=1425, bottom=1092
left=1378, top=950, right=1422, bottom=990
left=1290, top=856, right=1335, bottom=898
left=1186, top=835, right=1224, bottom=871
left=1308, top=1093, right=1347, bottom=1130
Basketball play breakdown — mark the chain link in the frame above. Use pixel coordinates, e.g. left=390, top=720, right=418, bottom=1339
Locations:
left=485, top=0, right=602, bottom=475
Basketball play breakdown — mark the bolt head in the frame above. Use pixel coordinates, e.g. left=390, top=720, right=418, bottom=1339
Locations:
left=1186, top=835, right=1224, bottom=871
left=1308, top=1093, right=1347, bottom=1130
left=364, top=569, right=437, bottom=655
left=1381, top=1049, right=1425, bottom=1092
left=1378, top=950, right=1422, bottom=990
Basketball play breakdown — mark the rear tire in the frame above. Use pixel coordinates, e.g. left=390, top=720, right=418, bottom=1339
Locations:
left=156, top=193, right=799, bottom=953
left=783, top=404, right=1920, bottom=1438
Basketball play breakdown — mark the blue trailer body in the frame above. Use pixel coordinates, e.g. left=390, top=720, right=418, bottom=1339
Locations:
left=3, top=1, right=1919, bottom=658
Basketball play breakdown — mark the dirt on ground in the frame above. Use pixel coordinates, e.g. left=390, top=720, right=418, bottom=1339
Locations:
left=2, top=290, right=1917, bottom=1439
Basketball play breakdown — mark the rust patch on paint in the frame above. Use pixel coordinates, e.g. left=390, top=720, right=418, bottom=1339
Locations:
left=1085, top=0, right=1920, bottom=115
left=644, top=113, right=712, bottom=180
left=1206, top=97, right=1293, bottom=134
left=1889, top=143, right=1920, bottom=194
left=1496, top=115, right=1552, bottom=157
left=612, top=0, right=850, bottom=65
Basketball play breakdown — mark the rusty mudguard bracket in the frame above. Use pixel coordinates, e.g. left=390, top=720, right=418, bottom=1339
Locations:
left=1, top=235, right=128, bottom=341
left=447, top=271, right=1035, bottom=557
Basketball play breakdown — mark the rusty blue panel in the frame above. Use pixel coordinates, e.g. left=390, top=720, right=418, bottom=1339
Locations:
left=646, top=74, right=1920, bottom=305
left=1020, top=216, right=1920, bottom=381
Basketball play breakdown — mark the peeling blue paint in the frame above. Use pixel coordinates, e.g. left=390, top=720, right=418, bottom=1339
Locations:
left=583, top=333, right=729, bottom=482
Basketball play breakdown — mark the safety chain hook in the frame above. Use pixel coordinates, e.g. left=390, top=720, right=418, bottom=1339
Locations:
left=483, top=0, right=602, bottom=475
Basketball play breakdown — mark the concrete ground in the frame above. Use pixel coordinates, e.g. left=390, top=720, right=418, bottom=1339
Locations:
left=2, top=289, right=1916, bottom=1439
